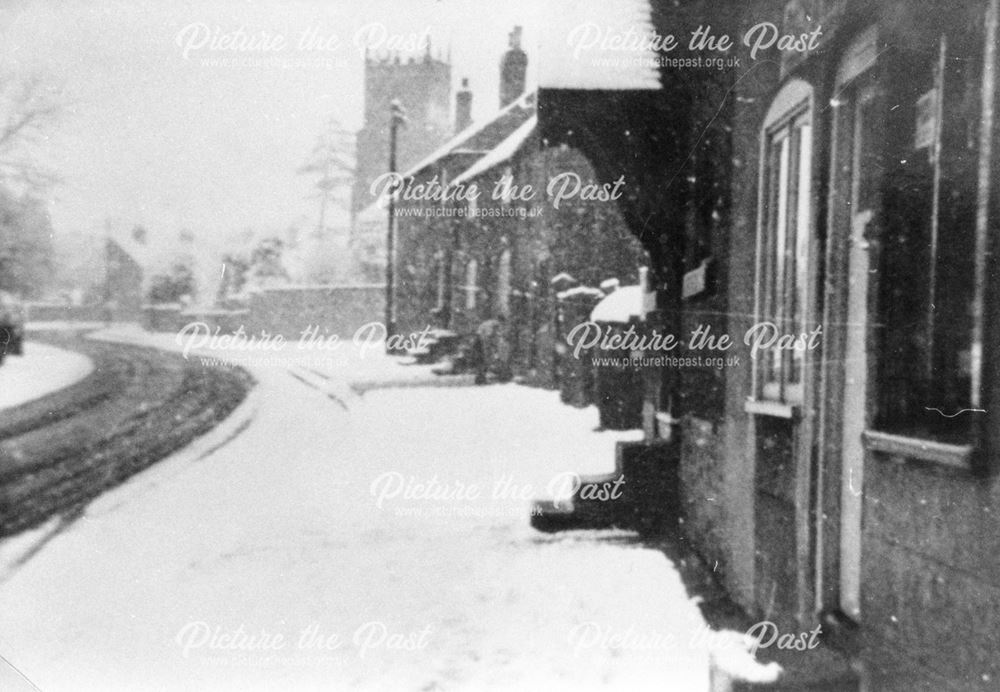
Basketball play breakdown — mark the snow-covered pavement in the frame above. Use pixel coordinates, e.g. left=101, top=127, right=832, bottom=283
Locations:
left=0, top=341, right=93, bottom=411
left=0, top=329, right=716, bottom=691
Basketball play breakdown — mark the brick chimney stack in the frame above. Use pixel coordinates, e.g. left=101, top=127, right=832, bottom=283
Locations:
left=499, top=26, right=527, bottom=108
left=455, top=77, right=473, bottom=133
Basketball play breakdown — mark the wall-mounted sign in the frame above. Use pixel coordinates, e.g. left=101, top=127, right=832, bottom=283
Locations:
left=682, top=258, right=712, bottom=299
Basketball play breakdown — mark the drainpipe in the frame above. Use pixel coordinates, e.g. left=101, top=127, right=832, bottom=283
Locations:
left=972, top=0, right=998, bottom=470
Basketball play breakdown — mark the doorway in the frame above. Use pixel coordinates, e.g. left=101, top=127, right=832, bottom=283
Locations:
left=824, top=26, right=882, bottom=623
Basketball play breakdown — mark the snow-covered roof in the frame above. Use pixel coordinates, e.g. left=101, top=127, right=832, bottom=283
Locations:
left=550, top=271, right=577, bottom=287
left=106, top=223, right=153, bottom=269
left=538, top=0, right=660, bottom=91
left=400, top=91, right=536, bottom=180
left=557, top=285, right=604, bottom=301
left=590, top=284, right=643, bottom=322
left=451, top=115, right=537, bottom=187
left=107, top=236, right=149, bottom=268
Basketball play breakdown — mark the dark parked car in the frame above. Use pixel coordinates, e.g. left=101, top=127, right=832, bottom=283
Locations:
left=0, top=291, right=25, bottom=364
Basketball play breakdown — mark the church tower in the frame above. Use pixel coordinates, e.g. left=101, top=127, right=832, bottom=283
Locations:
left=351, top=47, right=452, bottom=223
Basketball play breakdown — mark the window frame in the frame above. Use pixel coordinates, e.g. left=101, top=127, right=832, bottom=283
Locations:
left=750, top=79, right=816, bottom=410
left=824, top=25, right=986, bottom=466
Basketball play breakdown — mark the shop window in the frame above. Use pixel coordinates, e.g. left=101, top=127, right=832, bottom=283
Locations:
left=874, top=32, right=982, bottom=443
left=753, top=80, right=814, bottom=405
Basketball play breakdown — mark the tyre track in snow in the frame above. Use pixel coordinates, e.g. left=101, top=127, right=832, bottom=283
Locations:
left=0, top=331, right=253, bottom=538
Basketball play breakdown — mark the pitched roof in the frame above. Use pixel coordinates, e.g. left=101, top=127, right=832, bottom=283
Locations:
left=400, top=90, right=536, bottom=180
left=354, top=91, right=538, bottom=223
left=106, top=226, right=152, bottom=269
left=450, top=114, right=537, bottom=187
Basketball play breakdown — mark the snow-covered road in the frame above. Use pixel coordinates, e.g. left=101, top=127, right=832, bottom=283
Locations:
left=0, top=334, right=715, bottom=691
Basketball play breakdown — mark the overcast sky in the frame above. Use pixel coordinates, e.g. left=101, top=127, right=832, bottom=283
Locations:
left=0, top=0, right=541, bottom=248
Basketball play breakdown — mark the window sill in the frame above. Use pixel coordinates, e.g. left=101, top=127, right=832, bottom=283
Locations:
left=744, top=398, right=800, bottom=419
left=862, top=430, right=974, bottom=469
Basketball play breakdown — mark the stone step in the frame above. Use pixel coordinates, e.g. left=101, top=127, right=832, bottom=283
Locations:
left=711, top=640, right=861, bottom=692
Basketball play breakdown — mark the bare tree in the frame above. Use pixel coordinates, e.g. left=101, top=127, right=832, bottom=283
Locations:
left=0, top=74, right=62, bottom=192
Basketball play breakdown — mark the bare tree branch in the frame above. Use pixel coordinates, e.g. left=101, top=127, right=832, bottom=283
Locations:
left=0, top=74, right=64, bottom=193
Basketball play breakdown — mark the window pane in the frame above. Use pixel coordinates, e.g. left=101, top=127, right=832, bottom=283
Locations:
left=773, top=136, right=790, bottom=391
left=874, top=39, right=977, bottom=442
left=791, top=121, right=812, bottom=386
left=757, top=110, right=810, bottom=404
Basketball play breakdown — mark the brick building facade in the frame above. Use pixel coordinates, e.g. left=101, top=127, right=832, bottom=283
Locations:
left=379, top=28, right=649, bottom=388
left=536, top=0, right=1000, bottom=688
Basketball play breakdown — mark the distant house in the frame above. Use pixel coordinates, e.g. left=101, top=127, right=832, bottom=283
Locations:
left=391, top=87, right=537, bottom=337
left=104, top=237, right=144, bottom=321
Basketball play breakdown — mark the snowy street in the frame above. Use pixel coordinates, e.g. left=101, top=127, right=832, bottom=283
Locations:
left=0, top=337, right=714, bottom=691
left=4, top=0, right=993, bottom=686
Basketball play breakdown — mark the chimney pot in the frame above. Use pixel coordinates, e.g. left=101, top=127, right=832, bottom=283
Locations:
left=455, top=77, right=473, bottom=133
left=499, top=25, right=527, bottom=108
